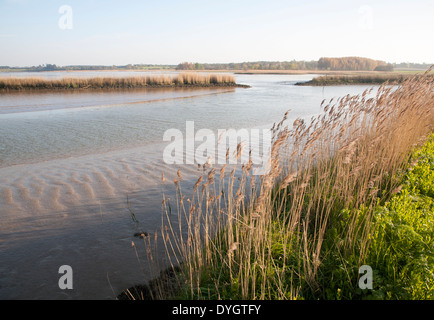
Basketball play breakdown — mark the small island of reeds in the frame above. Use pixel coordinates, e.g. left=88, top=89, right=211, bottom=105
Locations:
left=0, top=73, right=249, bottom=92
left=295, top=71, right=433, bottom=86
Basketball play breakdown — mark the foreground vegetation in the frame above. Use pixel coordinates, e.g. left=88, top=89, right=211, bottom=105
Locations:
left=121, top=70, right=433, bottom=300
left=0, top=73, right=244, bottom=92
left=365, top=135, right=434, bottom=299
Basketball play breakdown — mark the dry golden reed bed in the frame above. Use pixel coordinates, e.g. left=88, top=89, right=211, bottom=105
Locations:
left=0, top=73, right=242, bottom=91
left=125, top=69, right=434, bottom=300
left=297, top=72, right=433, bottom=86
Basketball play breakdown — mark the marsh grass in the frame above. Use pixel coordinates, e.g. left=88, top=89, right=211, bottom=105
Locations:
left=128, top=69, right=433, bottom=300
left=296, top=72, right=433, bottom=86
left=0, top=73, right=240, bottom=91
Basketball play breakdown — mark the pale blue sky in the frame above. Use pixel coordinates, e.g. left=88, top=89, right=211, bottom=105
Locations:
left=0, top=0, right=433, bottom=66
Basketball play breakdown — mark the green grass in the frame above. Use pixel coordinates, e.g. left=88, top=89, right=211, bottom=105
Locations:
left=312, top=134, right=434, bottom=300
left=365, top=134, right=434, bottom=299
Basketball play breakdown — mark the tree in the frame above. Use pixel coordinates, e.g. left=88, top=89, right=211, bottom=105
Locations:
left=317, top=57, right=388, bottom=71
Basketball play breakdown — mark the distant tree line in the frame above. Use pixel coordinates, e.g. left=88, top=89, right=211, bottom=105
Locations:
left=61, top=64, right=175, bottom=71
left=317, top=57, right=393, bottom=71
left=176, top=60, right=319, bottom=70
left=1, top=59, right=432, bottom=73
left=26, top=64, right=63, bottom=71
left=0, top=64, right=175, bottom=72
left=176, top=58, right=398, bottom=71
left=393, top=62, right=433, bottom=70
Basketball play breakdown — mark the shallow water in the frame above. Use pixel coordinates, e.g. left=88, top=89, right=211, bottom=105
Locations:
left=0, top=71, right=377, bottom=299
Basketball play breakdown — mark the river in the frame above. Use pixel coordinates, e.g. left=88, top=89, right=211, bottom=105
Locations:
left=0, top=71, right=377, bottom=299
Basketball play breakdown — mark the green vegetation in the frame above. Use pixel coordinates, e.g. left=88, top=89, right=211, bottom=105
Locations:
left=120, top=71, right=434, bottom=300
left=366, top=136, right=434, bottom=299
left=316, top=134, right=434, bottom=300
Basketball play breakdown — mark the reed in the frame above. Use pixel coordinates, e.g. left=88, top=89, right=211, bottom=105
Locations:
left=127, top=69, right=433, bottom=300
left=296, top=72, right=433, bottom=86
left=0, top=73, right=242, bottom=91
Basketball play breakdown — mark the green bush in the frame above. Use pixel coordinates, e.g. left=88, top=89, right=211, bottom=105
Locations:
left=365, top=134, right=434, bottom=299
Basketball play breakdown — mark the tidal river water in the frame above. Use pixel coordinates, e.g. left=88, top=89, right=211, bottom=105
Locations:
left=0, top=71, right=376, bottom=299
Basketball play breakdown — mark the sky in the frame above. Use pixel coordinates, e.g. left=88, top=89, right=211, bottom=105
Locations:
left=0, top=0, right=433, bottom=66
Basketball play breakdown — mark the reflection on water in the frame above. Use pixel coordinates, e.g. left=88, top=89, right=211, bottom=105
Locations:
left=0, top=72, right=380, bottom=299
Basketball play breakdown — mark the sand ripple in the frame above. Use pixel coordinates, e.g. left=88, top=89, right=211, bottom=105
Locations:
left=0, top=143, right=200, bottom=222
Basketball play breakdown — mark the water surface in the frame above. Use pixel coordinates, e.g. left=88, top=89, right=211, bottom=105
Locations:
left=0, top=72, right=378, bottom=299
